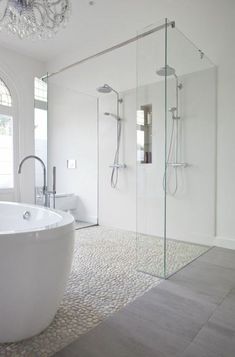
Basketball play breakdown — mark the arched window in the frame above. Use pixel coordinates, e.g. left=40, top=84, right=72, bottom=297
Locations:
left=0, top=78, right=14, bottom=189
left=0, top=79, right=12, bottom=107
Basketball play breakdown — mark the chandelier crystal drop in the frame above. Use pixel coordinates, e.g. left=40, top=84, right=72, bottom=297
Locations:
left=0, top=0, right=71, bottom=40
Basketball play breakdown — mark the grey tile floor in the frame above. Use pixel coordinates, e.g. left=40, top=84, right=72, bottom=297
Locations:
left=55, top=247, right=235, bottom=357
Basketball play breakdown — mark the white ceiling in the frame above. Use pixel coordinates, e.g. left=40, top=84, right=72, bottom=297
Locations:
left=48, top=24, right=214, bottom=97
left=0, top=0, right=234, bottom=98
left=0, top=0, right=233, bottom=67
left=0, top=0, right=163, bottom=62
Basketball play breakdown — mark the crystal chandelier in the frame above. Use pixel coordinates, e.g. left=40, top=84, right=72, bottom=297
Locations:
left=0, top=0, right=71, bottom=39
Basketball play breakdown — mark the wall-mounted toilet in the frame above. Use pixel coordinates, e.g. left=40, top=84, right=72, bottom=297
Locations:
left=50, top=193, right=78, bottom=220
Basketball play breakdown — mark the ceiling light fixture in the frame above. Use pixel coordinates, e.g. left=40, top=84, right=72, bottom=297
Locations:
left=0, top=0, right=71, bottom=40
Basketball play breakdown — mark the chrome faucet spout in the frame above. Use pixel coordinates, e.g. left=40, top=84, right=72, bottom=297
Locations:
left=18, top=155, right=47, bottom=200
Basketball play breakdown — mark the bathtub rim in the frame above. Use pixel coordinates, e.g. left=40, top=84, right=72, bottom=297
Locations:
left=0, top=201, right=75, bottom=236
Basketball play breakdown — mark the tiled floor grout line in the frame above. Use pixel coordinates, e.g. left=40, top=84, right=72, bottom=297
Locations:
left=54, top=246, right=235, bottom=357
left=196, top=259, right=235, bottom=272
left=179, top=279, right=235, bottom=356
left=57, top=267, right=235, bottom=356
left=179, top=304, right=218, bottom=355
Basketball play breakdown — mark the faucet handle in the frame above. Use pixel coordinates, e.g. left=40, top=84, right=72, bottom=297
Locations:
left=53, top=166, right=56, bottom=194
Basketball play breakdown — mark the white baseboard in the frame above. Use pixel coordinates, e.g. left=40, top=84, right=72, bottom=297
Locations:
left=77, top=214, right=97, bottom=224
left=214, top=236, right=235, bottom=250
left=166, top=234, right=215, bottom=247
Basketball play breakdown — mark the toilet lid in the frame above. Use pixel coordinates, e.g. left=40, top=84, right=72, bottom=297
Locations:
left=54, top=193, right=75, bottom=198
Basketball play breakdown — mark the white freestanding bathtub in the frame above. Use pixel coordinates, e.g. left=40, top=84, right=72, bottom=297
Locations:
left=0, top=201, right=75, bottom=343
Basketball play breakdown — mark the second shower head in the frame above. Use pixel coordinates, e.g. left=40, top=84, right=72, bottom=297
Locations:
left=156, top=65, right=182, bottom=89
left=156, top=65, right=176, bottom=77
left=97, top=83, right=123, bottom=103
left=97, top=84, right=113, bottom=94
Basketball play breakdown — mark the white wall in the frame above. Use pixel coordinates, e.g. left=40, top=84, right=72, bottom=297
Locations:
left=0, top=46, right=45, bottom=203
left=215, top=61, right=235, bottom=249
left=99, top=68, right=216, bottom=246
left=166, top=69, right=216, bottom=244
left=48, top=83, right=98, bottom=223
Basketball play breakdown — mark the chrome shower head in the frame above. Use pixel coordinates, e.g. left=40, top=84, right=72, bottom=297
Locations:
left=156, top=65, right=176, bottom=77
left=96, top=84, right=112, bottom=94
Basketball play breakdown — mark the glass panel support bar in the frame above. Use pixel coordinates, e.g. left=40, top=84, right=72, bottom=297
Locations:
left=42, top=20, right=175, bottom=80
left=164, top=18, right=168, bottom=278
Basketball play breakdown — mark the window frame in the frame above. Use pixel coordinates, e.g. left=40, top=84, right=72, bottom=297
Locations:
left=0, top=76, right=18, bottom=195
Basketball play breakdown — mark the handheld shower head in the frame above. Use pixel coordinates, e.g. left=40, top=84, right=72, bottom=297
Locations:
left=104, top=112, right=120, bottom=121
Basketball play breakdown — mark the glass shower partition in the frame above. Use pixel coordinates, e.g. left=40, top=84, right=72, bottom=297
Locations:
left=136, top=20, right=168, bottom=278
left=43, top=35, right=138, bottom=231
left=41, top=18, right=216, bottom=274
left=136, top=19, right=216, bottom=278
left=165, top=23, right=216, bottom=277
left=45, top=72, right=99, bottom=229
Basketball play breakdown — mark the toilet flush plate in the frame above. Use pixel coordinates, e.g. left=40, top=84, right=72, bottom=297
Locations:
left=67, top=159, right=77, bottom=169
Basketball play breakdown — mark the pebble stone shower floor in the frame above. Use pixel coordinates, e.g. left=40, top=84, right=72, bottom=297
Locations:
left=0, top=226, right=209, bottom=356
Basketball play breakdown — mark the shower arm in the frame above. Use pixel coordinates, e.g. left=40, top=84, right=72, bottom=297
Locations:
left=103, top=84, right=121, bottom=102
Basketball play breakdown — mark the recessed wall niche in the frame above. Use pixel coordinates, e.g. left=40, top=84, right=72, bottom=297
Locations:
left=137, top=104, right=152, bottom=164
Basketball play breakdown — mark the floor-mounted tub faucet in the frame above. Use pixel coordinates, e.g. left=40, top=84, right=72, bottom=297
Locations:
left=18, top=155, right=56, bottom=208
